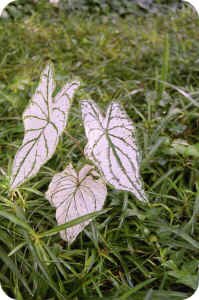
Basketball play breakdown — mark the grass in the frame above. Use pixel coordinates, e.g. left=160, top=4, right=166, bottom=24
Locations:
left=0, top=3, right=199, bottom=299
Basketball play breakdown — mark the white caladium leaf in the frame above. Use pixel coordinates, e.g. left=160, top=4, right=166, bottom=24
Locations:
left=10, top=64, right=80, bottom=189
left=45, top=164, right=107, bottom=243
left=81, top=100, right=147, bottom=202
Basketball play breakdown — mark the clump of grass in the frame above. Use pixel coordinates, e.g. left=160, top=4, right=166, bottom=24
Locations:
left=0, top=4, right=199, bottom=299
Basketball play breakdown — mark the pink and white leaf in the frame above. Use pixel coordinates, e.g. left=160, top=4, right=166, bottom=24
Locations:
left=45, top=164, right=107, bottom=243
left=10, top=63, right=80, bottom=189
left=81, top=100, right=147, bottom=202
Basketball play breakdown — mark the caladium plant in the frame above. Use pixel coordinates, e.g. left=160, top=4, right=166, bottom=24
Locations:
left=10, top=62, right=147, bottom=243
left=45, top=164, right=107, bottom=244
left=10, top=63, right=80, bottom=189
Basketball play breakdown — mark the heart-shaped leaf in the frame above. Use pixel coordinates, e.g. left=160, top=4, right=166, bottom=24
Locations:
left=81, top=100, right=147, bottom=202
left=45, top=164, right=107, bottom=243
left=10, top=64, right=80, bottom=189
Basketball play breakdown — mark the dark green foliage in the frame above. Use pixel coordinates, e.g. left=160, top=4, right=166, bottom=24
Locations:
left=59, top=0, right=182, bottom=15
left=0, top=3, right=199, bottom=300
left=5, top=0, right=182, bottom=18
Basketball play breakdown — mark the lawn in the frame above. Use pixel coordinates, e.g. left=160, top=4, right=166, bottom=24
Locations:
left=0, top=2, right=199, bottom=299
